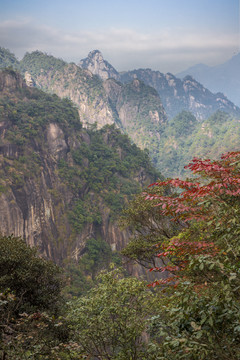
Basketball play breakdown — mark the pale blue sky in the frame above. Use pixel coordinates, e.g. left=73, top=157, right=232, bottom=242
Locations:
left=0, top=0, right=239, bottom=73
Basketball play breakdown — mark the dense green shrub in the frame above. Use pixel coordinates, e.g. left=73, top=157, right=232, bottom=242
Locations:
left=0, top=235, right=63, bottom=313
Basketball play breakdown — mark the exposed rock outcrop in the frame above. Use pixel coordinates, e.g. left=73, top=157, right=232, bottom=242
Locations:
left=120, top=70, right=240, bottom=120
left=18, top=52, right=168, bottom=165
left=78, top=50, right=240, bottom=119
left=30, top=61, right=118, bottom=128
left=103, top=78, right=166, bottom=149
left=0, top=70, right=159, bottom=268
left=79, top=50, right=120, bottom=81
left=24, top=71, right=35, bottom=87
left=0, top=69, right=26, bottom=91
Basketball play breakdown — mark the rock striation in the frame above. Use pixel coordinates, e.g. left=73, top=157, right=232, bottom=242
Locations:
left=0, top=69, right=159, bottom=266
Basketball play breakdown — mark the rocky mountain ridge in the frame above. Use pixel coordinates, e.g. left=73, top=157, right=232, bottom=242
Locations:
left=17, top=50, right=167, bottom=167
left=177, top=52, right=240, bottom=107
left=1, top=47, right=240, bottom=178
left=79, top=49, right=240, bottom=119
left=79, top=50, right=119, bottom=81
left=20, top=51, right=119, bottom=129
left=1, top=46, right=239, bottom=121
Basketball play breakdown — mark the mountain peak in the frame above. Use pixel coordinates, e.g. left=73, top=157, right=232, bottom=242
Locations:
left=87, top=49, right=103, bottom=59
left=79, top=50, right=119, bottom=80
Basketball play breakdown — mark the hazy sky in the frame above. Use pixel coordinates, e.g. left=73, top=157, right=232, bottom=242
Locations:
left=0, top=0, right=239, bottom=73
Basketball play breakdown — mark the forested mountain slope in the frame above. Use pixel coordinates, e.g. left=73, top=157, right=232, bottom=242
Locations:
left=0, top=69, right=160, bottom=265
left=1, top=47, right=240, bottom=178
left=17, top=50, right=167, bottom=164
left=156, top=110, right=240, bottom=177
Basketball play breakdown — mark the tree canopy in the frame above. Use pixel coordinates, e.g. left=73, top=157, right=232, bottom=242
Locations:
left=67, top=269, right=160, bottom=360
left=128, top=151, right=240, bottom=359
left=0, top=235, right=68, bottom=360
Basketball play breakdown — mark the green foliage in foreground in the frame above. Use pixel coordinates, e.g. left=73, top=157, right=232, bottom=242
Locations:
left=120, top=188, right=178, bottom=268
left=0, top=236, right=160, bottom=359
left=67, top=269, right=161, bottom=360
left=122, top=152, right=240, bottom=359
left=0, top=235, right=69, bottom=360
left=0, top=235, right=63, bottom=313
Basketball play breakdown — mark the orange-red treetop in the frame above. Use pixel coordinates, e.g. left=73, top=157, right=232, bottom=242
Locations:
left=146, top=151, right=240, bottom=288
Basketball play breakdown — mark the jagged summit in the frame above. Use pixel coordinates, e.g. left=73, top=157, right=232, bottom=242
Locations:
left=79, top=50, right=119, bottom=80
left=77, top=49, right=240, bottom=119
left=119, top=67, right=240, bottom=119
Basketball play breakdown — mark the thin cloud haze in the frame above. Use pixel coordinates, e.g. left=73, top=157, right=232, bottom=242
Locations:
left=0, top=14, right=238, bottom=73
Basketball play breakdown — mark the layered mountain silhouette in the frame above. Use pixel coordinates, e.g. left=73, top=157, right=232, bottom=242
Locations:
left=79, top=50, right=240, bottom=119
left=177, top=53, right=240, bottom=107
left=1, top=46, right=240, bottom=177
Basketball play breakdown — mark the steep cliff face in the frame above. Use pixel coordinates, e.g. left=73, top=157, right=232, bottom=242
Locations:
left=120, top=70, right=240, bottom=120
left=103, top=78, right=167, bottom=151
left=79, top=50, right=120, bottom=81
left=20, top=51, right=119, bottom=129
left=19, top=51, right=168, bottom=169
left=24, top=71, right=35, bottom=87
left=0, top=70, right=159, bottom=265
left=0, top=68, right=25, bottom=90
left=78, top=50, right=240, bottom=119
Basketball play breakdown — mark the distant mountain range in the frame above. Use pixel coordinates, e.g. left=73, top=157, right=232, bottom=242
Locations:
left=79, top=50, right=240, bottom=120
left=1, top=46, right=240, bottom=177
left=176, top=53, right=240, bottom=107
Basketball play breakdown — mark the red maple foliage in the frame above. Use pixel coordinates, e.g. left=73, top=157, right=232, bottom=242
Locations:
left=146, top=151, right=240, bottom=288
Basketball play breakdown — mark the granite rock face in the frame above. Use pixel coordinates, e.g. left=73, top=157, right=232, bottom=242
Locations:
left=0, top=70, right=26, bottom=91
left=19, top=51, right=167, bottom=156
left=79, top=50, right=120, bottom=81
left=0, top=70, right=156, bottom=269
left=79, top=50, right=240, bottom=120
left=27, top=60, right=118, bottom=129
left=24, top=71, right=35, bottom=87
left=120, top=70, right=240, bottom=120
